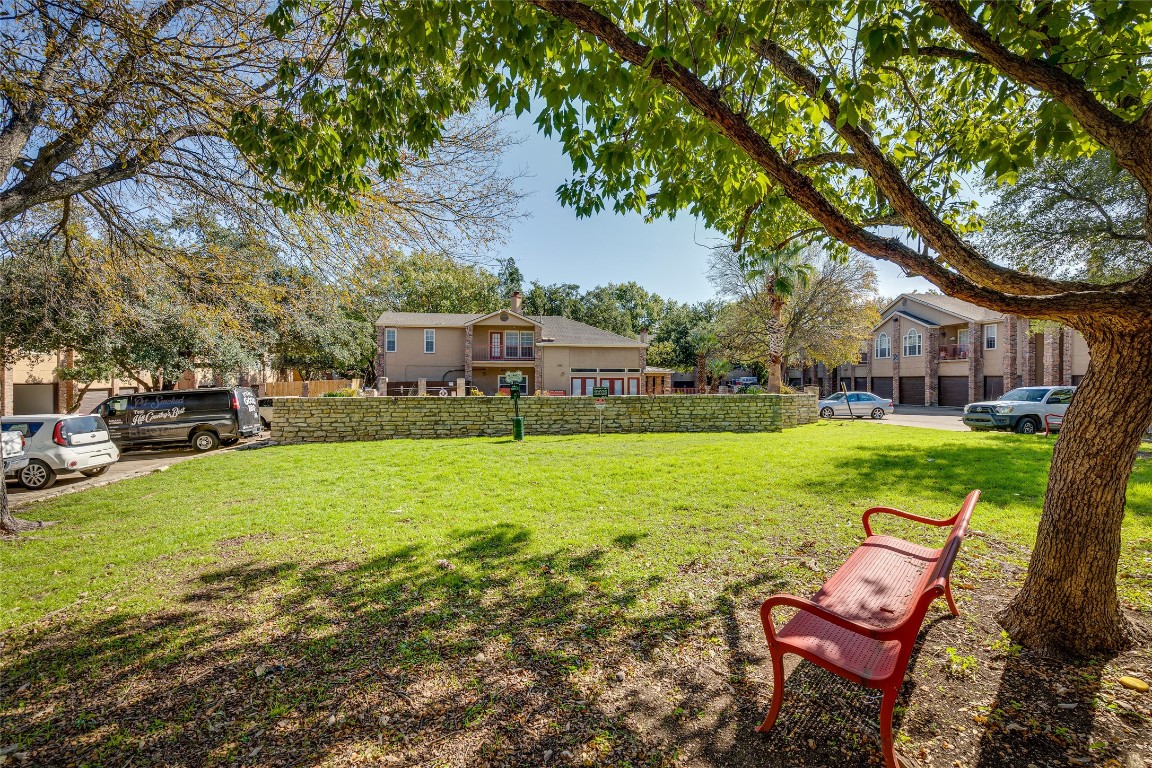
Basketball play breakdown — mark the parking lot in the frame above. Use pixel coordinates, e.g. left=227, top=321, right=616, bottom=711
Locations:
left=873, top=405, right=969, bottom=431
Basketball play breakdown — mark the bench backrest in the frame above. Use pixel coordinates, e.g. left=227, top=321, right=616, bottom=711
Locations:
left=927, top=489, right=980, bottom=586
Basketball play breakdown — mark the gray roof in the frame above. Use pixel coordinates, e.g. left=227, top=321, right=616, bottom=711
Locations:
left=534, top=316, right=643, bottom=346
left=375, top=312, right=480, bottom=327
left=896, top=293, right=1005, bottom=323
left=375, top=311, right=643, bottom=347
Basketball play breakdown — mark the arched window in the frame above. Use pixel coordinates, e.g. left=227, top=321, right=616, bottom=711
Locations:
left=903, top=328, right=923, bottom=357
left=875, top=332, right=890, bottom=358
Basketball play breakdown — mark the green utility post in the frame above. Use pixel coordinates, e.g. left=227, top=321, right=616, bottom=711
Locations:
left=506, top=371, right=525, bottom=441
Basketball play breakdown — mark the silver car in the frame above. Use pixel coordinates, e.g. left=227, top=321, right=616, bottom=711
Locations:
left=818, top=391, right=895, bottom=420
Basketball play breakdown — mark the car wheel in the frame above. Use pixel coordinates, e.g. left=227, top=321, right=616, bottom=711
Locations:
left=1015, top=417, right=1040, bottom=435
left=220, top=437, right=239, bottom=446
left=192, top=430, right=220, bottom=452
left=80, top=466, right=109, bottom=478
left=819, top=406, right=835, bottom=419
left=18, top=459, right=57, bottom=490
left=870, top=407, right=886, bottom=420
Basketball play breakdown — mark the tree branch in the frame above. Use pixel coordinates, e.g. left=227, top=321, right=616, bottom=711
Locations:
left=925, top=0, right=1133, bottom=156
left=792, top=152, right=865, bottom=170
left=0, top=124, right=222, bottom=222
left=527, top=1, right=1150, bottom=321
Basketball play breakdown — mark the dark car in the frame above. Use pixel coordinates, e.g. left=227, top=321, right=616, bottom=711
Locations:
left=92, top=387, right=262, bottom=451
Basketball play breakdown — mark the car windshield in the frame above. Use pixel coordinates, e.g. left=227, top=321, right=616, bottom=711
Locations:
left=1000, top=388, right=1049, bottom=402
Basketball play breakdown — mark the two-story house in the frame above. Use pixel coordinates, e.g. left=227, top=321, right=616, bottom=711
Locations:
left=837, top=293, right=1089, bottom=406
left=375, top=293, right=653, bottom=395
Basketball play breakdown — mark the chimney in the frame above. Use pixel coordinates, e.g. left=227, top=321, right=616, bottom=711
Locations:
left=639, top=327, right=649, bottom=344
left=511, top=290, right=523, bottom=312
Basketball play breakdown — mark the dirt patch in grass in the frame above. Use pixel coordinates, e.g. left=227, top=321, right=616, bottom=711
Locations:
left=1, top=528, right=1149, bottom=768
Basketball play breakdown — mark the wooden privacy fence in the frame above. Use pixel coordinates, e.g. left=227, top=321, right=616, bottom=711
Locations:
left=264, top=379, right=360, bottom=397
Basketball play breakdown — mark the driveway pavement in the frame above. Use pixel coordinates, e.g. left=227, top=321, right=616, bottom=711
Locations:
left=842, top=405, right=970, bottom=432
left=6, top=436, right=269, bottom=507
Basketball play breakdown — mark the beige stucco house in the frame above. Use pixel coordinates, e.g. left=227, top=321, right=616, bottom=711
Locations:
left=375, top=294, right=650, bottom=395
left=834, top=293, right=1089, bottom=406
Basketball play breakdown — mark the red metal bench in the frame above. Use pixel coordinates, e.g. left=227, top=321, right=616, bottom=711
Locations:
left=757, top=489, right=980, bottom=768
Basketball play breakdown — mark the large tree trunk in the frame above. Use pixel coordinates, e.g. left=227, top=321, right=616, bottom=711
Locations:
left=766, top=354, right=782, bottom=393
left=0, top=477, right=53, bottom=535
left=999, top=322, right=1152, bottom=655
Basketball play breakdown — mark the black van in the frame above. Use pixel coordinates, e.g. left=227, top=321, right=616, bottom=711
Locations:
left=91, top=387, right=263, bottom=451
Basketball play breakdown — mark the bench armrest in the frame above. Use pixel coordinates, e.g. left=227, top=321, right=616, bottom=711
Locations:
left=760, top=593, right=879, bottom=643
left=862, top=506, right=959, bottom=537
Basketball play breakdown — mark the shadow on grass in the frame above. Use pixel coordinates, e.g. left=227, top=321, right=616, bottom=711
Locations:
left=2, top=513, right=1135, bottom=768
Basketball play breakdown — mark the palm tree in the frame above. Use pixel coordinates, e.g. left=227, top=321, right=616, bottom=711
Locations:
left=740, top=244, right=815, bottom=392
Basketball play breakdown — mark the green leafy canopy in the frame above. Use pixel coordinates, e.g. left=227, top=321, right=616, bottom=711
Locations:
left=236, top=0, right=1152, bottom=278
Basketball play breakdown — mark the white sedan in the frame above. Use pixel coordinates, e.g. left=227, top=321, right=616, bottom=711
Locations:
left=817, top=391, right=894, bottom=420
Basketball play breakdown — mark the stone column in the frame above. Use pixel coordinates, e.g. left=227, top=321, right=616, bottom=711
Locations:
left=1, top=358, right=13, bottom=416
left=534, top=326, right=544, bottom=394
left=1044, top=331, right=1060, bottom=385
left=925, top=327, right=940, bottom=406
left=1022, top=321, right=1036, bottom=386
left=375, top=326, right=386, bottom=392
left=967, top=321, right=984, bottom=402
left=892, top=317, right=902, bottom=404
left=1062, top=327, right=1074, bottom=385
left=417, top=378, right=427, bottom=396
left=56, top=348, right=76, bottom=413
left=456, top=377, right=466, bottom=397
left=1004, top=316, right=1019, bottom=391
left=464, top=325, right=474, bottom=385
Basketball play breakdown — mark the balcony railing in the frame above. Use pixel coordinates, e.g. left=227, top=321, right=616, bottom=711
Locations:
left=940, top=343, right=970, bottom=360
left=471, top=349, right=536, bottom=362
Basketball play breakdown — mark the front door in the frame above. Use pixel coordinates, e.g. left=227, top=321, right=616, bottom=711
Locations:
left=600, top=377, right=624, bottom=395
left=626, top=377, right=640, bottom=395
left=489, top=332, right=502, bottom=359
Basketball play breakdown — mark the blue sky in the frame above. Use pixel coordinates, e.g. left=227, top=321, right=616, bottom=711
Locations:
left=495, top=114, right=933, bottom=303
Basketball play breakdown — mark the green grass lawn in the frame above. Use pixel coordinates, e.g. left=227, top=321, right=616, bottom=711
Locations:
left=4, top=421, right=1151, bottom=630
left=4, top=422, right=1151, bottom=767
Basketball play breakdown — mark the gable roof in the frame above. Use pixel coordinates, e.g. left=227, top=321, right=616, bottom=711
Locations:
left=375, top=311, right=644, bottom=347
left=877, top=293, right=1006, bottom=327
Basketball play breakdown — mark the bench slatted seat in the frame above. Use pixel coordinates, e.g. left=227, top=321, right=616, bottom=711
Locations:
left=757, top=490, right=980, bottom=768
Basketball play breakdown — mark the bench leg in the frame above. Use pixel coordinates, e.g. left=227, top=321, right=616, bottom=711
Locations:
left=880, top=687, right=900, bottom=768
left=944, top=580, right=960, bottom=617
left=755, top=647, right=786, bottom=733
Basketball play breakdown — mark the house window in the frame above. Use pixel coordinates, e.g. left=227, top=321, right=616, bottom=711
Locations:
left=520, top=331, right=534, bottom=359
left=424, top=329, right=435, bottom=354
left=571, top=377, right=597, bottom=395
left=385, top=328, right=396, bottom=353
left=957, top=328, right=969, bottom=351
left=984, top=323, right=998, bottom=350
left=506, top=331, right=520, bottom=359
left=875, top=332, right=891, bottom=359
left=489, top=331, right=502, bottom=358
left=498, top=373, right=528, bottom=394
left=903, top=329, right=923, bottom=357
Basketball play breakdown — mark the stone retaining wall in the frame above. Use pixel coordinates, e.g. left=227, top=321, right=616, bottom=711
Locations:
left=271, top=394, right=818, bottom=443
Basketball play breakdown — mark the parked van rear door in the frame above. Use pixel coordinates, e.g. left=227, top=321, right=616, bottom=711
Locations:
left=234, top=388, right=262, bottom=436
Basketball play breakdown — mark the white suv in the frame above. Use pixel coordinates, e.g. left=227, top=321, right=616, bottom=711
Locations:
left=2, top=414, right=120, bottom=490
